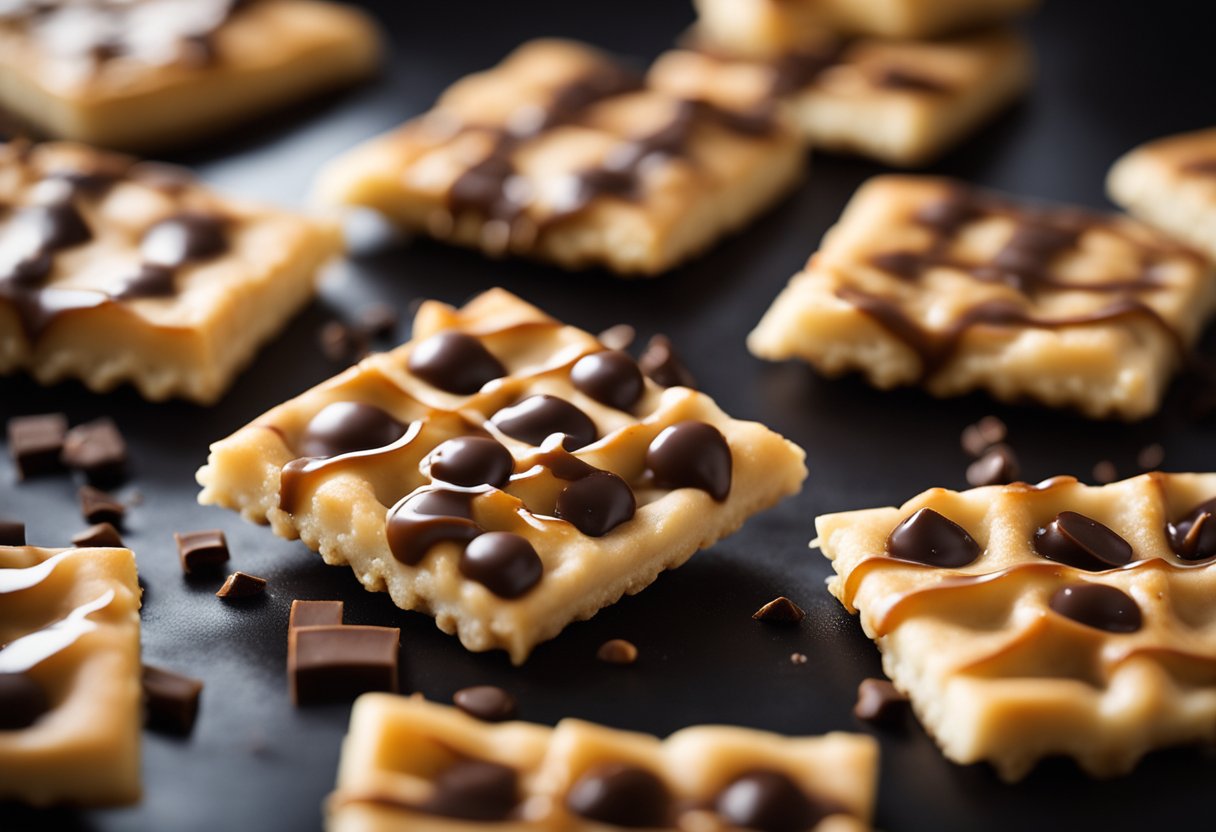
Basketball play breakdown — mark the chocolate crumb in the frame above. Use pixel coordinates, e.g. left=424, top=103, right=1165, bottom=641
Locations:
left=597, top=639, right=638, bottom=665
left=79, top=485, right=125, bottom=526
left=1137, top=443, right=1165, bottom=470
left=789, top=652, right=808, bottom=665
left=1092, top=460, right=1118, bottom=484
left=175, top=529, right=230, bottom=574
left=638, top=334, right=695, bottom=388
left=358, top=304, right=398, bottom=339
left=7, top=413, right=67, bottom=478
left=960, top=415, right=1006, bottom=457
left=61, top=418, right=128, bottom=486
left=453, top=685, right=518, bottom=722
left=143, top=664, right=203, bottom=735
left=216, top=571, right=267, bottom=600
left=72, top=522, right=124, bottom=548
left=319, top=321, right=368, bottom=364
left=853, top=678, right=908, bottom=728
left=0, top=520, right=26, bottom=546
left=598, top=323, right=636, bottom=351
left=965, top=444, right=1020, bottom=487
left=752, top=596, right=806, bottom=625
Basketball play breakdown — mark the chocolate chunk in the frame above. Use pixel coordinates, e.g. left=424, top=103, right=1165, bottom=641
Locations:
left=428, top=436, right=514, bottom=489
left=853, top=678, right=909, bottom=729
left=458, top=532, right=543, bottom=599
left=752, top=596, right=806, bottom=625
left=289, top=599, right=344, bottom=629
left=965, top=444, right=1020, bottom=487
left=358, top=304, right=398, bottom=339
left=140, top=213, right=227, bottom=268
left=596, top=638, right=639, bottom=665
left=216, top=571, right=267, bottom=600
left=7, top=412, right=67, bottom=477
left=386, top=488, right=481, bottom=566
left=174, top=529, right=230, bottom=574
left=1137, top=443, right=1165, bottom=470
left=111, top=263, right=177, bottom=300
left=0, top=672, right=49, bottom=730
left=142, top=665, right=204, bottom=735
left=566, top=763, right=671, bottom=828
left=491, top=395, right=597, bottom=450
left=289, top=624, right=399, bottom=706
left=885, top=508, right=981, bottom=568
left=79, top=485, right=125, bottom=526
left=1034, top=511, right=1132, bottom=571
left=423, top=760, right=520, bottom=821
left=71, top=522, right=123, bottom=548
left=61, top=417, right=128, bottom=486
left=638, top=334, right=696, bottom=389
left=453, top=685, right=518, bottom=723
left=1049, top=584, right=1142, bottom=633
left=1167, top=498, right=1216, bottom=561
left=0, top=520, right=26, bottom=546
left=598, top=323, right=636, bottom=351
left=555, top=471, right=636, bottom=537
left=408, top=332, right=506, bottom=394
left=645, top=420, right=732, bottom=501
left=960, top=415, right=1007, bottom=457
left=715, top=769, right=825, bottom=832
left=571, top=350, right=645, bottom=411
left=318, top=320, right=368, bottom=364
left=1092, top=460, right=1118, bottom=484
left=297, top=402, right=407, bottom=459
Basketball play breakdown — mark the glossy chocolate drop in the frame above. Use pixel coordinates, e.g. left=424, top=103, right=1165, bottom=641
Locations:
left=715, top=770, right=825, bottom=832
left=571, top=350, right=644, bottom=411
left=408, top=332, right=506, bottom=394
left=1034, top=511, right=1132, bottom=571
left=429, top=436, right=514, bottom=489
left=0, top=672, right=49, bottom=730
left=1166, top=498, right=1216, bottom=561
left=645, top=421, right=732, bottom=501
left=453, top=685, right=518, bottom=723
left=555, top=471, right=636, bottom=537
left=297, top=402, right=407, bottom=459
left=422, top=759, right=520, bottom=821
left=386, top=489, right=481, bottom=566
left=565, top=763, right=671, bottom=829
left=1049, top=584, right=1142, bottom=633
left=458, top=532, right=543, bottom=599
left=491, top=395, right=597, bottom=450
left=140, top=213, right=227, bottom=268
left=885, top=508, right=980, bottom=568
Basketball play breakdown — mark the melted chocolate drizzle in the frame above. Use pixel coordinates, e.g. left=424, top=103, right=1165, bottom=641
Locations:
left=385, top=487, right=481, bottom=567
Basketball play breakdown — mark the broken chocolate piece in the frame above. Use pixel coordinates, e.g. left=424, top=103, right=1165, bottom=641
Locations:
left=71, top=522, right=124, bottom=548
left=596, top=638, right=638, bottom=665
left=7, top=412, right=67, bottom=478
left=289, top=625, right=400, bottom=706
left=143, top=664, right=204, bottom=735
left=79, top=485, right=125, bottom=526
left=0, top=520, right=26, bottom=546
left=638, top=334, right=695, bottom=388
left=216, top=571, right=267, bottom=600
left=853, top=678, right=909, bottom=729
left=289, top=599, right=344, bottom=629
left=752, top=596, right=806, bottom=625
left=61, top=417, right=128, bottom=486
left=965, top=444, right=1020, bottom=487
left=453, top=685, right=518, bottom=723
left=174, top=529, right=230, bottom=574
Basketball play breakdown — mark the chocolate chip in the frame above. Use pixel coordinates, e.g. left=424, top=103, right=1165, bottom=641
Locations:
left=289, top=599, right=344, bottom=629
left=1034, top=511, right=1132, bottom=571
left=297, top=402, right=407, bottom=459
left=175, top=529, right=230, bottom=574
left=491, top=395, right=597, bottom=450
left=79, top=485, right=125, bottom=526
left=7, top=412, right=67, bottom=478
left=142, top=665, right=203, bottom=735
left=71, top=522, right=123, bottom=548
left=960, top=415, right=1006, bottom=457
left=715, top=770, right=824, bottom=832
left=598, top=323, right=636, bottom=351
left=571, top=350, right=645, bottom=411
left=428, top=436, right=514, bottom=489
left=453, top=685, right=518, bottom=722
left=752, top=596, right=805, bottom=625
left=140, top=212, right=227, bottom=268
left=386, top=488, right=481, bottom=566
left=216, top=571, right=267, bottom=600
left=885, top=508, right=980, bottom=568
left=853, top=678, right=909, bottom=729
left=318, top=321, right=368, bottom=364
left=645, top=421, right=732, bottom=501
left=1137, top=443, right=1165, bottom=470
left=566, top=763, right=671, bottom=828
left=0, top=672, right=49, bottom=730
left=288, top=625, right=400, bottom=706
left=61, top=417, right=127, bottom=486
left=965, top=444, right=1020, bottom=487
left=0, top=520, right=26, bottom=546
left=111, top=263, right=177, bottom=300
left=458, top=532, right=543, bottom=599
left=1049, top=584, right=1142, bottom=633
left=423, top=760, right=520, bottom=821
left=1167, top=498, right=1216, bottom=561
left=408, top=332, right=505, bottom=394
left=1092, top=460, right=1118, bottom=484
left=596, top=639, right=639, bottom=665
left=638, top=334, right=695, bottom=388
left=555, top=471, right=636, bottom=537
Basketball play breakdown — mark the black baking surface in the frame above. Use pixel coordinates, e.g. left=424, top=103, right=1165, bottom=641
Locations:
left=3, top=1, right=1215, bottom=830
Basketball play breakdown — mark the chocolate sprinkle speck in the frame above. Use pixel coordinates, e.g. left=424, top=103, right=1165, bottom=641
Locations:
left=752, top=596, right=806, bottom=625
left=597, top=639, right=638, bottom=665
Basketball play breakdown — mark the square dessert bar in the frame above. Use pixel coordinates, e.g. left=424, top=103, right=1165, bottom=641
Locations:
left=0, top=0, right=379, bottom=151
left=651, top=28, right=1031, bottom=166
left=197, top=289, right=807, bottom=663
left=748, top=175, right=1216, bottom=420
left=1108, top=127, right=1216, bottom=263
left=0, top=141, right=340, bottom=403
left=693, top=0, right=1038, bottom=51
left=314, top=39, right=805, bottom=275
left=817, top=473, right=1216, bottom=780
left=0, top=545, right=142, bottom=806
left=327, top=694, right=878, bottom=831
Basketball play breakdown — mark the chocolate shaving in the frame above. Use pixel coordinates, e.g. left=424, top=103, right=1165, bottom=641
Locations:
left=216, top=571, right=267, bottom=600
left=71, top=522, right=124, bottom=548
left=752, top=596, right=806, bottom=625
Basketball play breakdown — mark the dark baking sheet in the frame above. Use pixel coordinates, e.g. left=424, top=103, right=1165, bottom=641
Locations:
left=3, top=1, right=1216, bottom=830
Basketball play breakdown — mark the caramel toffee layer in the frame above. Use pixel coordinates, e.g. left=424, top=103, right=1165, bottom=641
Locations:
left=0, top=146, right=233, bottom=341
